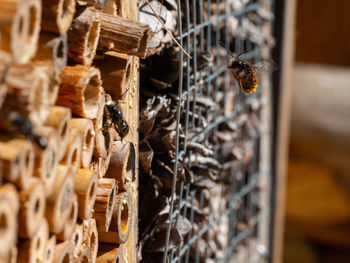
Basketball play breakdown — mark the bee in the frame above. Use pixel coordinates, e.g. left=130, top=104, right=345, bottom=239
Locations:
left=103, top=94, right=129, bottom=138
left=8, top=112, right=48, bottom=149
left=220, top=42, right=275, bottom=94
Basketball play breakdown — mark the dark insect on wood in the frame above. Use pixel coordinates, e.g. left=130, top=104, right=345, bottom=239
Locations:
left=8, top=112, right=48, bottom=149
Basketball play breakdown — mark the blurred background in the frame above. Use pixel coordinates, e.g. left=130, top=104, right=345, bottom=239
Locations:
left=282, top=0, right=350, bottom=262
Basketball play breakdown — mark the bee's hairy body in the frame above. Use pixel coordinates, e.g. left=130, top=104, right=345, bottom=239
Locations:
left=228, top=59, right=259, bottom=94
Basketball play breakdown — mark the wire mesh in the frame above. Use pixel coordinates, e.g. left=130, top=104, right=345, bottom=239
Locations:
left=160, top=0, right=275, bottom=262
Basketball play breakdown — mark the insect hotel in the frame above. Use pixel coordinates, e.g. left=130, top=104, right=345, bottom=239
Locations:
left=0, top=0, right=282, bottom=262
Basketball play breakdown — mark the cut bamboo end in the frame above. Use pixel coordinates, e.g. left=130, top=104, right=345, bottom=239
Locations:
left=93, top=178, right=117, bottom=232
left=105, top=141, right=135, bottom=191
left=57, top=65, right=103, bottom=119
left=0, top=51, right=11, bottom=110
left=77, top=246, right=92, bottom=263
left=68, top=7, right=101, bottom=65
left=41, top=0, right=76, bottom=34
left=75, top=168, right=98, bottom=220
left=53, top=241, right=74, bottom=263
left=17, top=218, right=49, bottom=263
left=71, top=221, right=83, bottom=257
left=57, top=193, right=78, bottom=241
left=98, top=12, right=151, bottom=58
left=0, top=138, right=34, bottom=189
left=18, top=177, right=46, bottom=239
left=83, top=219, right=98, bottom=262
left=60, top=128, right=83, bottom=174
left=97, top=244, right=122, bottom=263
left=99, top=191, right=132, bottom=244
left=93, top=51, right=132, bottom=100
left=33, top=126, right=59, bottom=196
left=0, top=0, right=41, bottom=63
left=33, top=32, right=68, bottom=74
left=46, top=165, right=75, bottom=234
left=45, top=235, right=56, bottom=263
left=5, top=63, right=50, bottom=126
left=70, top=118, right=95, bottom=168
left=44, top=106, right=72, bottom=161
left=0, top=184, right=18, bottom=257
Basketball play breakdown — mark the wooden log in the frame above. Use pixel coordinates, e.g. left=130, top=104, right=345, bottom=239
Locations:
left=76, top=246, right=92, bottom=263
left=93, top=178, right=117, bottom=232
left=60, top=128, right=83, bottom=174
left=44, top=106, right=72, bottom=161
left=0, top=51, right=11, bottom=110
left=97, top=244, right=122, bottom=263
left=98, top=191, right=132, bottom=244
left=68, top=7, right=101, bottom=65
left=17, top=218, right=49, bottom=263
left=71, top=221, right=83, bottom=258
left=18, top=177, right=46, bottom=239
left=41, top=0, right=76, bottom=34
left=70, top=118, right=95, bottom=168
left=0, top=138, right=34, bottom=189
left=33, top=32, right=68, bottom=74
left=0, top=184, right=19, bottom=257
left=82, top=219, right=98, bottom=262
left=93, top=51, right=132, bottom=100
left=105, top=141, right=135, bottom=191
left=57, top=65, right=103, bottom=119
left=98, top=12, right=151, bottom=58
left=33, top=126, right=59, bottom=196
left=75, top=169, right=98, bottom=220
left=0, top=0, right=41, bottom=63
left=4, top=63, right=50, bottom=126
left=45, top=165, right=75, bottom=234
left=45, top=235, right=57, bottom=263
left=53, top=241, right=74, bottom=263
left=57, top=193, right=78, bottom=241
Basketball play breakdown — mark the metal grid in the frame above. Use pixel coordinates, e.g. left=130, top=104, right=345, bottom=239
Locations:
left=162, top=0, right=274, bottom=262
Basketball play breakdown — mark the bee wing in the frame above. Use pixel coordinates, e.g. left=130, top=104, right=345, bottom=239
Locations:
left=251, top=59, right=278, bottom=73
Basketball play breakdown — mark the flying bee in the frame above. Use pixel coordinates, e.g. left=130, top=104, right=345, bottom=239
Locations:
left=220, top=42, right=276, bottom=94
left=8, top=112, right=48, bottom=149
left=103, top=94, right=129, bottom=138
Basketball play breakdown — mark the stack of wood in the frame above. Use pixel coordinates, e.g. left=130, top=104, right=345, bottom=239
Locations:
left=0, top=0, right=150, bottom=262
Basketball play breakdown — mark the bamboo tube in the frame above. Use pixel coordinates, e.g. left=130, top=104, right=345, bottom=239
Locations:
left=53, top=241, right=74, bottom=263
left=17, top=218, right=49, bottom=263
left=45, top=235, right=56, bottom=263
left=45, top=165, right=75, bottom=234
left=98, top=12, right=151, bottom=58
left=93, top=51, right=132, bottom=101
left=98, top=191, right=132, bottom=244
left=0, top=0, right=41, bottom=63
left=77, top=246, right=92, bottom=263
left=4, top=63, right=50, bottom=126
left=70, top=118, right=95, bottom=168
left=0, top=184, right=18, bottom=257
left=33, top=126, right=59, bottom=196
left=60, top=128, right=83, bottom=174
left=0, top=138, right=34, bottom=189
left=82, top=219, right=98, bottom=262
left=97, top=244, right=122, bottom=263
left=68, top=7, right=101, bottom=65
left=41, top=0, right=76, bottom=34
left=71, top=221, right=83, bottom=258
left=105, top=141, right=135, bottom=191
left=33, top=32, right=68, bottom=73
left=75, top=169, right=98, bottom=220
left=57, top=193, right=78, bottom=241
left=44, top=106, right=72, bottom=161
left=93, top=178, right=117, bottom=232
left=0, top=51, right=11, bottom=110
left=18, top=177, right=46, bottom=238
left=57, top=65, right=103, bottom=119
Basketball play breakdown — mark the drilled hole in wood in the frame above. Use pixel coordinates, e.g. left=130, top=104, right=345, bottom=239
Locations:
left=0, top=212, right=7, bottom=234
left=28, top=5, right=38, bottom=37
left=120, top=200, right=129, bottom=233
left=84, top=75, right=100, bottom=113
